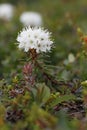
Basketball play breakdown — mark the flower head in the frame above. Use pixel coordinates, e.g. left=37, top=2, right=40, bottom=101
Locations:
left=17, top=26, right=53, bottom=53
left=0, top=3, right=14, bottom=21
left=68, top=53, right=75, bottom=63
left=20, top=11, right=42, bottom=27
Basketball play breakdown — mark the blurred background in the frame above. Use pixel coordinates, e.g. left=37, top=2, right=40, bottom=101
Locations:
left=0, top=0, right=87, bottom=80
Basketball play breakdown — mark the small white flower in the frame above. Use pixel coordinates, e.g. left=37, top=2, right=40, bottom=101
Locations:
left=64, top=53, right=75, bottom=65
left=20, top=12, right=42, bottom=27
left=68, top=53, right=75, bottom=63
left=17, top=26, right=53, bottom=53
left=0, top=3, right=14, bottom=21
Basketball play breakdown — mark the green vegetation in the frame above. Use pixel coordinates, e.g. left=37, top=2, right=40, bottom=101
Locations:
left=0, top=0, right=87, bottom=130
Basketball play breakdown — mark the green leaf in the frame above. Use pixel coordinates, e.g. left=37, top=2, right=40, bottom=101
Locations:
left=32, top=83, right=51, bottom=104
left=50, top=94, right=76, bottom=108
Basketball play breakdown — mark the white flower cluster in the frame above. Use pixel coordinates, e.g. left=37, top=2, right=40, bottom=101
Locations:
left=0, top=3, right=14, bottom=21
left=17, top=27, right=53, bottom=53
left=20, top=12, right=42, bottom=27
